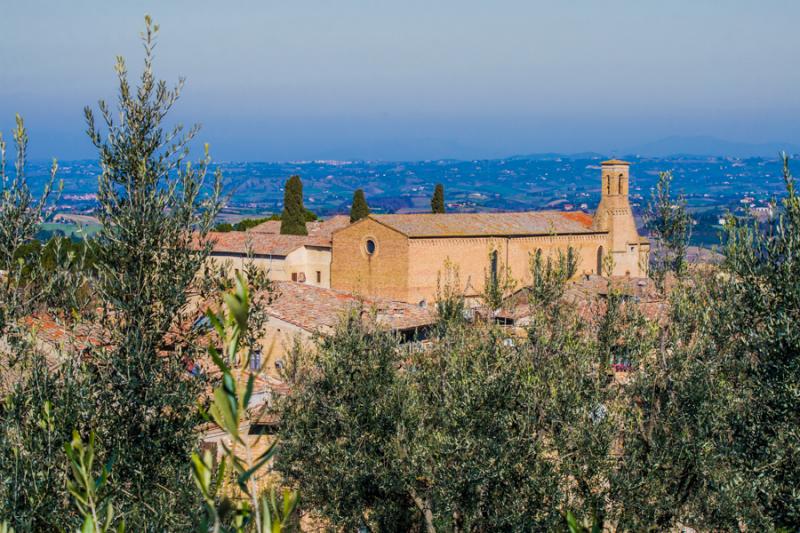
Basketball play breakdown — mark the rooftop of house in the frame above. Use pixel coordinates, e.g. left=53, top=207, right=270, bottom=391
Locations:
left=259, top=281, right=435, bottom=333
left=362, top=211, right=597, bottom=238
left=204, top=215, right=351, bottom=256
left=21, top=313, right=112, bottom=354
left=203, top=231, right=330, bottom=257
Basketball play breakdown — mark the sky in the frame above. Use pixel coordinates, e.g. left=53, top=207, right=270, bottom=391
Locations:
left=1, top=0, right=799, bottom=161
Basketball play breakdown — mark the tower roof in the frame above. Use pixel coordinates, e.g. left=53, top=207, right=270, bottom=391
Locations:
left=601, top=159, right=630, bottom=166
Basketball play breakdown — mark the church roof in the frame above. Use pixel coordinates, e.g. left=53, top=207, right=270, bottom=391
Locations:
left=369, top=211, right=597, bottom=238
left=601, top=159, right=630, bottom=166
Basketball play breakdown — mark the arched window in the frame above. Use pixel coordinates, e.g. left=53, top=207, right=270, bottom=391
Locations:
left=618, top=174, right=624, bottom=195
left=597, top=246, right=604, bottom=276
left=606, top=176, right=611, bottom=195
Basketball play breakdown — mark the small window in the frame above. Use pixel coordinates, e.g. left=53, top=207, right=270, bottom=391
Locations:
left=291, top=273, right=298, bottom=282
left=316, top=270, right=322, bottom=283
left=490, top=250, right=499, bottom=284
left=250, top=351, right=262, bottom=371
left=365, top=239, right=376, bottom=255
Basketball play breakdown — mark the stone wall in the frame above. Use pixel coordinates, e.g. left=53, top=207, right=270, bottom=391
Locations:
left=206, top=245, right=332, bottom=288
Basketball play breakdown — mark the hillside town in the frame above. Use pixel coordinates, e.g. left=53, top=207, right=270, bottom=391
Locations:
left=1, top=7, right=799, bottom=532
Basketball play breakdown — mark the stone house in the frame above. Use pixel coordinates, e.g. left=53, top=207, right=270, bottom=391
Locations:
left=330, top=160, right=650, bottom=304
left=202, top=215, right=350, bottom=288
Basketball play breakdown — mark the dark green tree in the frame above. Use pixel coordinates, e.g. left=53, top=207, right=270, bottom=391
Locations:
left=431, top=183, right=445, bottom=214
left=280, top=175, right=308, bottom=235
left=349, top=188, right=370, bottom=222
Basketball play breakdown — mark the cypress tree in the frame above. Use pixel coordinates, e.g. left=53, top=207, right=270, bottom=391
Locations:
left=431, top=183, right=446, bottom=214
left=280, top=175, right=308, bottom=235
left=350, top=189, right=370, bottom=222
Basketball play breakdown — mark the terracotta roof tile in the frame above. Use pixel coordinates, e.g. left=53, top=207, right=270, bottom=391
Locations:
left=370, top=211, right=597, bottom=238
left=260, top=281, right=435, bottom=333
left=202, top=232, right=329, bottom=257
left=601, top=159, right=630, bottom=166
left=204, top=216, right=351, bottom=256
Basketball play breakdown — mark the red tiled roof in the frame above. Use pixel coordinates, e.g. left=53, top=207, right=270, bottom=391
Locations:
left=202, top=232, right=330, bottom=257
left=369, top=211, right=597, bottom=238
left=204, top=216, right=351, bottom=256
left=21, top=314, right=112, bottom=353
left=601, top=159, right=630, bottom=166
left=259, top=281, right=435, bottom=333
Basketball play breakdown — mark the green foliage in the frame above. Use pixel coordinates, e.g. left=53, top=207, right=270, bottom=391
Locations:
left=716, top=153, right=800, bottom=527
left=430, top=183, right=445, bottom=214
left=2, top=16, right=800, bottom=533
left=276, top=314, right=411, bottom=530
left=65, top=432, right=124, bottom=533
left=234, top=218, right=268, bottom=231
left=214, top=222, right=234, bottom=232
left=645, top=170, right=692, bottom=290
left=609, top=278, right=747, bottom=530
left=280, top=176, right=307, bottom=235
left=0, top=115, right=60, bottom=334
left=528, top=246, right=578, bottom=306
left=434, top=258, right=465, bottom=331
left=0, top=354, right=94, bottom=530
left=276, top=293, right=615, bottom=531
left=194, top=274, right=298, bottom=533
left=349, top=188, right=370, bottom=222
left=482, top=249, right=516, bottom=310
left=79, top=15, right=224, bottom=528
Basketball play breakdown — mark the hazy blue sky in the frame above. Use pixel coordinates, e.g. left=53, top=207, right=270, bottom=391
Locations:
left=1, top=0, right=799, bottom=160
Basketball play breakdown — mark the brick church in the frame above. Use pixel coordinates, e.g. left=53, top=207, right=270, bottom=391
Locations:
left=330, top=160, right=650, bottom=304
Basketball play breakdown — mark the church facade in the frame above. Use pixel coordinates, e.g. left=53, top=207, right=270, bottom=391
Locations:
left=330, top=160, right=649, bottom=304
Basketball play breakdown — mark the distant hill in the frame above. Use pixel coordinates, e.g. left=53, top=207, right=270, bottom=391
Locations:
left=509, top=152, right=607, bottom=161
left=627, top=136, right=800, bottom=158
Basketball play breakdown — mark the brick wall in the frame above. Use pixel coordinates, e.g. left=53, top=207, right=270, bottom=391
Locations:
left=331, top=218, right=410, bottom=301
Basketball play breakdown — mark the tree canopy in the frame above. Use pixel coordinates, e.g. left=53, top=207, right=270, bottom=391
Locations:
left=431, top=183, right=445, bottom=214
left=280, top=175, right=308, bottom=235
left=350, top=188, right=370, bottom=222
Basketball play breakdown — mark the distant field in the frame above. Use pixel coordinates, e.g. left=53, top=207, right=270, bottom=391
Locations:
left=54, top=213, right=101, bottom=225
left=38, top=222, right=102, bottom=240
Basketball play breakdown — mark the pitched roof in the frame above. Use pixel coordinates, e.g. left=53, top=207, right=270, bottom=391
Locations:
left=369, top=211, right=597, bottom=238
left=204, top=215, right=351, bottom=257
left=204, top=231, right=328, bottom=257
left=601, top=159, right=630, bottom=166
left=260, top=281, right=435, bottom=333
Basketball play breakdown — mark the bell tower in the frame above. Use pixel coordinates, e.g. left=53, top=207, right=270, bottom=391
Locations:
left=592, top=159, right=646, bottom=276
